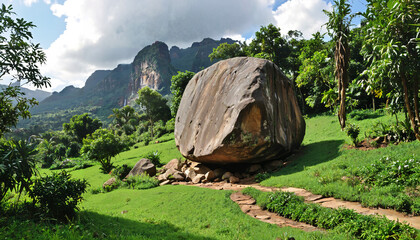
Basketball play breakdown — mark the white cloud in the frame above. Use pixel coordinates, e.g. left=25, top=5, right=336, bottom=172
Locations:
left=273, top=0, right=332, bottom=39
left=41, top=0, right=333, bottom=91
left=43, top=0, right=275, bottom=91
left=23, top=0, right=38, bottom=7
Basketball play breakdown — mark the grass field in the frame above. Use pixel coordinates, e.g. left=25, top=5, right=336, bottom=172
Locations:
left=2, top=111, right=419, bottom=239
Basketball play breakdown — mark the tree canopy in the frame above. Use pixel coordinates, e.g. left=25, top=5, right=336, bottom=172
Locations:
left=63, top=113, right=102, bottom=143
left=0, top=4, right=50, bottom=136
left=170, top=71, right=195, bottom=117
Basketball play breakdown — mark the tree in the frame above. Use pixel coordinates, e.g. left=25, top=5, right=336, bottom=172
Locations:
left=63, top=113, right=102, bottom=143
left=209, top=42, right=245, bottom=62
left=136, top=87, right=171, bottom=138
left=0, top=4, right=50, bottom=136
left=109, top=105, right=139, bottom=135
left=362, top=0, right=420, bottom=140
left=170, top=71, right=195, bottom=117
left=247, top=24, right=291, bottom=72
left=324, top=0, right=353, bottom=130
left=81, top=128, right=124, bottom=173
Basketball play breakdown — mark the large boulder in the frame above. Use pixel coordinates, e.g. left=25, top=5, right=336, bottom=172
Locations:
left=127, top=158, right=157, bottom=177
left=175, top=57, right=305, bottom=164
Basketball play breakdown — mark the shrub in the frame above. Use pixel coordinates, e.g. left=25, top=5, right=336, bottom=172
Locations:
left=66, top=142, right=80, bottom=158
left=0, top=140, right=37, bottom=203
left=143, top=151, right=162, bottom=167
left=345, top=123, right=360, bottom=146
left=125, top=173, right=159, bottom=190
left=254, top=172, right=270, bottom=183
left=31, top=171, right=88, bottom=220
left=112, top=164, right=132, bottom=180
left=242, top=187, right=417, bottom=239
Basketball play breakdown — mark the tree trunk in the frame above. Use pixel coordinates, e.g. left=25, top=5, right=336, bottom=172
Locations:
left=372, top=96, right=376, bottom=111
left=401, top=73, right=420, bottom=141
left=413, top=76, right=419, bottom=123
left=336, top=37, right=349, bottom=130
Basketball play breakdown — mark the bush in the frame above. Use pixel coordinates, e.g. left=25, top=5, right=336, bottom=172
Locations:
left=254, top=172, right=270, bottom=183
left=143, top=151, right=162, bottom=167
left=112, top=164, right=132, bottom=180
left=0, top=140, right=37, bottom=203
left=66, top=142, right=81, bottom=158
left=31, top=171, right=88, bottom=220
left=345, top=123, right=360, bottom=146
left=125, top=173, right=159, bottom=190
left=242, top=187, right=416, bottom=239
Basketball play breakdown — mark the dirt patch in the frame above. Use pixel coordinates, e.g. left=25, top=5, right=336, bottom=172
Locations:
left=343, top=138, right=389, bottom=151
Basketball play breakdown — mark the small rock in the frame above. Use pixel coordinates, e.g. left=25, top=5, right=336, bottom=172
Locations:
left=164, top=159, right=182, bottom=171
left=160, top=180, right=171, bottom=186
left=222, top=171, right=233, bottom=180
left=157, top=174, right=166, bottom=182
left=103, top=177, right=116, bottom=188
left=248, top=164, right=262, bottom=173
left=204, top=170, right=215, bottom=181
left=263, top=160, right=283, bottom=171
left=229, top=176, right=240, bottom=184
left=193, top=164, right=212, bottom=175
left=192, top=174, right=205, bottom=184
left=213, top=168, right=225, bottom=178
left=172, top=172, right=185, bottom=181
left=255, top=215, right=271, bottom=220
left=127, top=158, right=156, bottom=177
left=185, top=168, right=197, bottom=181
left=213, top=178, right=221, bottom=182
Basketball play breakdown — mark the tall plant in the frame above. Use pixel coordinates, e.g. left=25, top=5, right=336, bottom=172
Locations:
left=324, top=0, right=353, bottom=130
left=362, top=0, right=420, bottom=140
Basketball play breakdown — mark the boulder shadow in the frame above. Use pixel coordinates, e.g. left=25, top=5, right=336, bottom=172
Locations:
left=271, top=139, right=344, bottom=177
left=78, top=211, right=216, bottom=240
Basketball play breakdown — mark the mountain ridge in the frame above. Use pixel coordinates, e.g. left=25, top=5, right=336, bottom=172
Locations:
left=18, top=37, right=235, bottom=132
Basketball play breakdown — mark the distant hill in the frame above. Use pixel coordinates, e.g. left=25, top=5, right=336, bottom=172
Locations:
left=0, top=83, right=52, bottom=103
left=17, top=37, right=234, bottom=132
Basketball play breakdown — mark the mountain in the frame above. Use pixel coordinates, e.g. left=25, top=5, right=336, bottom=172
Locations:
left=17, top=37, right=235, bottom=132
left=0, top=83, right=52, bottom=103
left=170, top=37, right=235, bottom=72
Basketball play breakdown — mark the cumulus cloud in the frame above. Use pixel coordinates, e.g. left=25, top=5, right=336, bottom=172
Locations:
left=43, top=0, right=275, bottom=90
left=273, top=0, right=332, bottom=38
left=41, top=0, right=332, bottom=91
left=23, top=0, right=37, bottom=7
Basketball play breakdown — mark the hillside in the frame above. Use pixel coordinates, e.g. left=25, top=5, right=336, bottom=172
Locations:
left=17, top=38, right=233, bottom=133
left=0, top=83, right=51, bottom=103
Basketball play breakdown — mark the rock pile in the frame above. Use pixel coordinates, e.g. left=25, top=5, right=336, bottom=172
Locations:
left=156, top=158, right=284, bottom=185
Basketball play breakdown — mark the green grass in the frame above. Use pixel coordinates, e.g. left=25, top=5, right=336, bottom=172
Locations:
left=1, top=186, right=348, bottom=239
left=262, top=113, right=420, bottom=213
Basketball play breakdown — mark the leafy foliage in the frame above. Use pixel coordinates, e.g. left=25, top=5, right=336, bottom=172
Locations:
left=81, top=128, right=125, bottom=173
left=125, top=173, right=159, bottom=190
left=112, top=164, right=132, bottom=180
left=209, top=42, right=245, bottom=62
left=142, top=150, right=162, bottom=167
left=0, top=4, right=50, bottom=136
left=361, top=0, right=420, bottom=140
left=63, top=113, right=102, bottom=144
left=31, top=171, right=88, bottom=220
left=243, top=187, right=417, bottom=239
left=345, top=123, right=360, bottom=146
left=0, top=139, right=37, bottom=203
left=136, top=87, right=171, bottom=138
left=170, top=71, right=195, bottom=117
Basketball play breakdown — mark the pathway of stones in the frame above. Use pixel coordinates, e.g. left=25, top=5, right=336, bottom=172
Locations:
left=172, top=181, right=420, bottom=230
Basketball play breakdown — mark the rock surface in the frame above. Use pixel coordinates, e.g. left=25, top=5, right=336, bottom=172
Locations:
left=127, top=158, right=156, bottom=177
left=175, top=57, right=305, bottom=164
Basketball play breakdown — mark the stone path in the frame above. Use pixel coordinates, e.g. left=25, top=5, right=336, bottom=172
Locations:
left=230, top=191, right=320, bottom=232
left=173, top=181, right=420, bottom=230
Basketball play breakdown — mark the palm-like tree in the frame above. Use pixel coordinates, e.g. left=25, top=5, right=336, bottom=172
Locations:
left=324, top=0, right=353, bottom=130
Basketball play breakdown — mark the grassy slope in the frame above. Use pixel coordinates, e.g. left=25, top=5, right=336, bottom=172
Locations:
left=8, top=113, right=419, bottom=239
left=262, top=114, right=420, bottom=204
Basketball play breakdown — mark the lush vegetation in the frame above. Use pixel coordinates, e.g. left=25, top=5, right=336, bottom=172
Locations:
left=242, top=187, right=416, bottom=239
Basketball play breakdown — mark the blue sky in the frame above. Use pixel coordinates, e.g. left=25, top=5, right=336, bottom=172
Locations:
left=2, top=0, right=367, bottom=91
